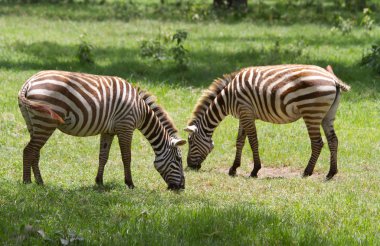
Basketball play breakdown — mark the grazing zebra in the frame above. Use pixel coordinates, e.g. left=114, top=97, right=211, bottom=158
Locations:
left=185, top=65, right=350, bottom=179
left=18, top=70, right=186, bottom=190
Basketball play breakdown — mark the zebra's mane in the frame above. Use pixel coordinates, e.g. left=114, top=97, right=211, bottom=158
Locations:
left=138, top=89, right=178, bottom=137
left=188, top=71, right=238, bottom=125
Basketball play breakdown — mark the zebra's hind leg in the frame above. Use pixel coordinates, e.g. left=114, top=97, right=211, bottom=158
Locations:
left=117, top=130, right=134, bottom=189
left=229, top=121, right=247, bottom=177
left=23, top=128, right=55, bottom=185
left=322, top=120, right=338, bottom=180
left=95, top=133, right=115, bottom=185
left=302, top=118, right=324, bottom=177
left=240, top=113, right=261, bottom=178
left=322, top=91, right=341, bottom=180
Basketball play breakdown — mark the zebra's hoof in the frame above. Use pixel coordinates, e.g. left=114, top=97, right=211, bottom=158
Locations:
left=23, top=180, right=32, bottom=184
left=95, top=177, right=103, bottom=186
left=127, top=184, right=135, bottom=189
left=249, top=173, right=258, bottom=178
left=36, top=180, right=44, bottom=185
left=302, top=171, right=313, bottom=178
left=326, top=171, right=337, bottom=180
left=228, top=168, right=237, bottom=177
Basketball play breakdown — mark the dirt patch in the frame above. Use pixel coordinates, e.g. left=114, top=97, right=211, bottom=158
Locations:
left=217, top=166, right=324, bottom=179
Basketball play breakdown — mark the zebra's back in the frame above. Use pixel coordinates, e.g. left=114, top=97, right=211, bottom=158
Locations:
left=19, top=70, right=137, bottom=137
left=232, top=65, right=340, bottom=124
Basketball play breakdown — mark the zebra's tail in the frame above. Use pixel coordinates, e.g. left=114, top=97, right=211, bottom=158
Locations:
left=18, top=82, right=64, bottom=124
left=326, top=65, right=351, bottom=92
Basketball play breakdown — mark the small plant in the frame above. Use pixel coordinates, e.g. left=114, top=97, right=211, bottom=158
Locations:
left=139, top=30, right=189, bottom=67
left=265, top=39, right=308, bottom=64
left=360, top=44, right=380, bottom=74
left=77, top=34, right=94, bottom=64
left=170, top=30, right=188, bottom=67
left=335, top=16, right=354, bottom=34
left=140, top=40, right=167, bottom=62
left=360, top=8, right=374, bottom=31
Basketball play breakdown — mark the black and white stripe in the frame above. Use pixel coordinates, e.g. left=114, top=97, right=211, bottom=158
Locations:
left=185, top=64, right=350, bottom=179
left=18, top=70, right=186, bottom=189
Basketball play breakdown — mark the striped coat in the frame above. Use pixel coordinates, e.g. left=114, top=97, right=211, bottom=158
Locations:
left=18, top=70, right=186, bottom=189
left=185, top=65, right=350, bottom=179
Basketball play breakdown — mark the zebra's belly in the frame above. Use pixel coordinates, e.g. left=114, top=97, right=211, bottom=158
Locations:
left=57, top=125, right=107, bottom=137
left=251, top=101, right=302, bottom=124
left=57, top=112, right=115, bottom=137
left=258, top=114, right=302, bottom=124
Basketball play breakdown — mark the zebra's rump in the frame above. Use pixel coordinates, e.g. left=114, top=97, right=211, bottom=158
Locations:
left=19, top=70, right=137, bottom=137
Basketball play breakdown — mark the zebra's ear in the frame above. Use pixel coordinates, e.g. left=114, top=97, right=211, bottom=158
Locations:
left=210, top=140, right=214, bottom=150
left=326, top=65, right=335, bottom=75
left=170, top=138, right=187, bottom=147
left=184, top=125, right=198, bottom=133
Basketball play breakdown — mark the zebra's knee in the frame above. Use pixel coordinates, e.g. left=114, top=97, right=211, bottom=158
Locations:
left=23, top=144, right=39, bottom=158
left=312, top=138, right=324, bottom=149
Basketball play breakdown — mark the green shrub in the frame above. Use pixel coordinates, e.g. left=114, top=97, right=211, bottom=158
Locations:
left=140, top=40, right=167, bottom=62
left=335, top=16, right=354, bottom=34
left=139, top=30, right=189, bottom=67
left=170, top=31, right=188, bottom=67
left=360, top=8, right=374, bottom=31
left=361, top=44, right=380, bottom=74
left=77, top=34, right=94, bottom=64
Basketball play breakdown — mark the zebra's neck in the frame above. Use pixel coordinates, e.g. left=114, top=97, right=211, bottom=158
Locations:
left=198, top=89, right=231, bottom=137
left=138, top=102, right=170, bottom=155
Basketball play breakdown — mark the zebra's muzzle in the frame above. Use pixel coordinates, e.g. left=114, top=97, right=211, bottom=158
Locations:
left=187, top=164, right=201, bottom=170
left=187, top=156, right=203, bottom=170
left=167, top=183, right=185, bottom=191
left=167, top=175, right=185, bottom=191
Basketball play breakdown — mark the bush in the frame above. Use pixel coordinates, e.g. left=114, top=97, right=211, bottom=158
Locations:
left=140, top=40, right=167, bottom=62
left=170, top=31, right=188, bottom=67
left=361, top=44, right=380, bottom=74
left=334, top=16, right=355, bottom=34
left=140, top=30, right=189, bottom=68
left=360, top=8, right=374, bottom=31
left=77, top=34, right=94, bottom=64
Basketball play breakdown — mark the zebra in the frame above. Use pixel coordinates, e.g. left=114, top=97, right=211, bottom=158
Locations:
left=185, top=65, right=350, bottom=179
left=18, top=70, right=186, bottom=190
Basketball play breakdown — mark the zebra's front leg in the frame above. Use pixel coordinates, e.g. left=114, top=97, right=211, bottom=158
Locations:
left=117, top=130, right=135, bottom=189
left=240, top=115, right=261, bottom=178
left=229, top=121, right=247, bottom=177
left=303, top=120, right=324, bottom=177
left=95, top=133, right=115, bottom=185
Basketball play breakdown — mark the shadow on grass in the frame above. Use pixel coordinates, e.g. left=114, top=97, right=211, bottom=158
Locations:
left=0, top=181, right=330, bottom=245
left=2, top=40, right=379, bottom=97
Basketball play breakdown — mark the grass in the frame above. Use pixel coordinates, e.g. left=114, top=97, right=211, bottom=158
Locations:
left=0, top=1, right=380, bottom=245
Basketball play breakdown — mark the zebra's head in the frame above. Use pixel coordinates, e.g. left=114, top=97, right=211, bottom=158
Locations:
left=154, top=137, right=187, bottom=190
left=184, top=125, right=214, bottom=170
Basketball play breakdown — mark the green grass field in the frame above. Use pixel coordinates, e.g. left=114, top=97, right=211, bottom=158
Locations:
left=0, top=1, right=379, bottom=245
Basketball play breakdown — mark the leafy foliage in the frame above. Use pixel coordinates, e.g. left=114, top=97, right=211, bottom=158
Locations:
left=361, top=44, right=380, bottom=74
left=77, top=34, right=94, bottom=64
left=140, top=40, right=167, bottom=62
left=140, top=30, right=189, bottom=67
left=334, top=16, right=355, bottom=34
left=360, top=8, right=374, bottom=30
left=170, top=30, right=189, bottom=67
